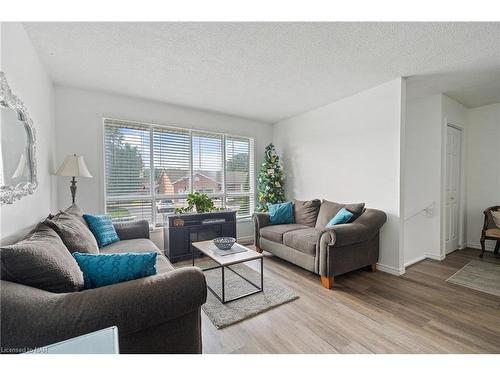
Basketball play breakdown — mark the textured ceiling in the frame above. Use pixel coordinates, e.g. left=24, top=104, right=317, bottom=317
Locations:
left=23, top=22, right=500, bottom=123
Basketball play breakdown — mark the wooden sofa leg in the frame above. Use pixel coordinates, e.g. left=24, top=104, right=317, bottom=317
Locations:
left=255, top=245, right=263, bottom=254
left=371, top=263, right=377, bottom=272
left=321, top=276, right=334, bottom=289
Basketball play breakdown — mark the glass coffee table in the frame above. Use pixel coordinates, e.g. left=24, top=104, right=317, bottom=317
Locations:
left=191, top=240, right=263, bottom=304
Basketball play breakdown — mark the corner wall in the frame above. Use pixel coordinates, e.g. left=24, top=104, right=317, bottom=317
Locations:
left=403, top=95, right=442, bottom=266
left=0, top=22, right=56, bottom=240
left=273, top=78, right=405, bottom=274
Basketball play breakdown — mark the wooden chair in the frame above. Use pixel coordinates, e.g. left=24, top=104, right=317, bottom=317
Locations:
left=480, top=206, right=500, bottom=258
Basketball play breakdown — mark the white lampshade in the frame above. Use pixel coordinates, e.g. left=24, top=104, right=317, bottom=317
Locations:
left=55, top=154, right=93, bottom=178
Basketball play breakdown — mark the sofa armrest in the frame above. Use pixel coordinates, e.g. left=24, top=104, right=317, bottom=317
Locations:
left=0, top=267, right=207, bottom=352
left=317, top=209, right=386, bottom=276
left=253, top=212, right=271, bottom=247
left=114, top=219, right=150, bottom=240
left=320, top=208, right=387, bottom=248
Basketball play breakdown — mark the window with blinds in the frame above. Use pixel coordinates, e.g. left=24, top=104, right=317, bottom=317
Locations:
left=192, top=132, right=223, bottom=195
left=225, top=136, right=254, bottom=217
left=103, top=118, right=255, bottom=225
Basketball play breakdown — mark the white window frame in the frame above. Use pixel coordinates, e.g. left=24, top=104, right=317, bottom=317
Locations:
left=102, top=118, right=255, bottom=226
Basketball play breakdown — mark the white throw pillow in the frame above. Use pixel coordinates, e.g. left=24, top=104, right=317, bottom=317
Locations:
left=491, top=210, right=500, bottom=228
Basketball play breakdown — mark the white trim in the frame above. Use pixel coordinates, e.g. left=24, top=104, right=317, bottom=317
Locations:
left=467, top=242, right=495, bottom=252
left=376, top=262, right=405, bottom=276
left=424, top=252, right=446, bottom=261
left=237, top=235, right=254, bottom=245
left=441, top=119, right=467, bottom=258
left=103, top=117, right=256, bottom=145
left=398, top=77, right=407, bottom=272
left=149, top=126, right=156, bottom=226
left=404, top=256, right=426, bottom=268
left=237, top=217, right=253, bottom=223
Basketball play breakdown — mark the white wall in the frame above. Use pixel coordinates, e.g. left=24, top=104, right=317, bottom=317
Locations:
left=273, top=78, right=405, bottom=274
left=466, top=103, right=500, bottom=250
left=403, top=95, right=442, bottom=266
left=54, top=86, right=273, bottom=245
left=402, top=94, right=469, bottom=266
left=0, top=22, right=56, bottom=240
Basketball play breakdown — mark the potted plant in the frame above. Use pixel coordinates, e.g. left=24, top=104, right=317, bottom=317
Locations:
left=175, top=192, right=220, bottom=214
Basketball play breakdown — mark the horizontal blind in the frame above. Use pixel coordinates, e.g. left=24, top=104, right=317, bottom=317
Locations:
left=104, top=120, right=151, bottom=197
left=225, top=137, right=254, bottom=218
left=153, top=127, right=191, bottom=196
left=104, top=120, right=152, bottom=223
left=192, top=132, right=223, bottom=194
left=225, top=136, right=251, bottom=193
left=106, top=199, right=153, bottom=223
left=103, top=118, right=255, bottom=223
left=226, top=195, right=251, bottom=217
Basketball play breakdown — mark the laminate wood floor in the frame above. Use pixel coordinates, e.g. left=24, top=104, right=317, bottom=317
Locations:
left=198, top=247, right=500, bottom=353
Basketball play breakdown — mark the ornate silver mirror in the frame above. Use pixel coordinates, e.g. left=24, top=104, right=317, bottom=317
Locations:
left=0, top=71, right=38, bottom=204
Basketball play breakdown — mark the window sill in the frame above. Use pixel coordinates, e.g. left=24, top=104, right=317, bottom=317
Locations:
left=237, top=217, right=253, bottom=223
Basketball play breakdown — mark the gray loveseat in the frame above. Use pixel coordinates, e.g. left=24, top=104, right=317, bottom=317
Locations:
left=1, top=209, right=207, bottom=354
left=253, top=199, right=387, bottom=289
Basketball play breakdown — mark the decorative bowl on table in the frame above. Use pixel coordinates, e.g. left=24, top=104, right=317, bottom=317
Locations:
left=212, top=237, right=236, bottom=250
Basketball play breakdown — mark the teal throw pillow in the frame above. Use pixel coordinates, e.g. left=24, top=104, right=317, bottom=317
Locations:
left=83, top=214, right=120, bottom=248
left=73, top=252, right=157, bottom=289
left=326, top=207, right=354, bottom=227
left=268, top=202, right=294, bottom=225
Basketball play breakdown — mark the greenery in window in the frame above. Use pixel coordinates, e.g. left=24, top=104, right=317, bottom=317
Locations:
left=106, top=128, right=145, bottom=195
left=175, top=192, right=219, bottom=214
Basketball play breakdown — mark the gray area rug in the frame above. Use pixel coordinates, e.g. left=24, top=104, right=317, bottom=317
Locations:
left=447, top=260, right=500, bottom=297
left=177, top=259, right=299, bottom=329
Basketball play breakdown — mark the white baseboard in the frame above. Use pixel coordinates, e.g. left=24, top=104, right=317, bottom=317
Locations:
left=404, top=256, right=426, bottom=268
left=467, top=242, right=495, bottom=252
left=237, top=236, right=254, bottom=245
left=424, top=252, right=445, bottom=261
left=376, top=263, right=405, bottom=276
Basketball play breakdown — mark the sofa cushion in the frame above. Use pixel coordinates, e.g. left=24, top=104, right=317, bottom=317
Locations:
left=269, top=202, right=294, bottom=225
left=326, top=208, right=354, bottom=227
left=49, top=204, right=88, bottom=227
left=315, top=200, right=365, bottom=229
left=0, top=223, right=84, bottom=292
left=45, top=212, right=99, bottom=254
left=293, top=199, right=321, bottom=227
left=283, top=228, right=321, bottom=256
left=83, top=214, right=120, bottom=248
left=260, top=224, right=309, bottom=243
left=101, top=238, right=174, bottom=273
left=73, top=251, right=157, bottom=289
left=485, top=228, right=500, bottom=238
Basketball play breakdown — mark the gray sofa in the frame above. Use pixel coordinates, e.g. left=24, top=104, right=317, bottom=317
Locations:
left=253, top=199, right=387, bottom=289
left=1, top=213, right=207, bottom=354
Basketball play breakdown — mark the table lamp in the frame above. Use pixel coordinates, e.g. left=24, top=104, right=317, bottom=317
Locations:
left=55, top=154, right=93, bottom=205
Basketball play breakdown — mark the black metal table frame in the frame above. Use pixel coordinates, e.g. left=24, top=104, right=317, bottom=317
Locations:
left=192, top=249, right=263, bottom=304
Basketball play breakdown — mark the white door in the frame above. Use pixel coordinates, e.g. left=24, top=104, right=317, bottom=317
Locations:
left=445, top=125, right=462, bottom=254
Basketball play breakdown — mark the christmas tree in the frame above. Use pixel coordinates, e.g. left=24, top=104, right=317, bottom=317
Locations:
left=256, top=143, right=285, bottom=212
